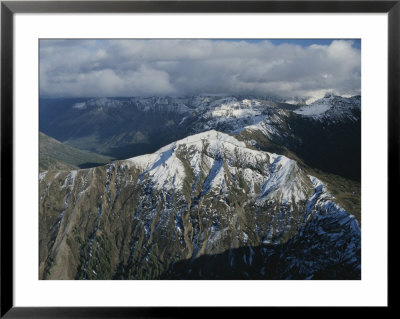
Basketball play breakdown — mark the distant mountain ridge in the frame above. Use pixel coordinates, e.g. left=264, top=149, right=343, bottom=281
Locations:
left=40, top=94, right=360, bottom=180
left=294, top=95, right=361, bottom=120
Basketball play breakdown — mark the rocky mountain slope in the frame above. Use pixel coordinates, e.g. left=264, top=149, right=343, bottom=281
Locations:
left=39, top=132, right=113, bottom=171
left=39, top=131, right=360, bottom=280
left=241, top=102, right=361, bottom=180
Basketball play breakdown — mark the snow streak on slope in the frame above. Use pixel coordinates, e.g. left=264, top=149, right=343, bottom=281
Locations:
left=304, top=175, right=360, bottom=233
left=258, top=154, right=308, bottom=204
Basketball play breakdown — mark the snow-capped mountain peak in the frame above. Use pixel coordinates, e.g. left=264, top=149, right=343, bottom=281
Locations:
left=294, top=95, right=361, bottom=121
left=128, top=130, right=311, bottom=204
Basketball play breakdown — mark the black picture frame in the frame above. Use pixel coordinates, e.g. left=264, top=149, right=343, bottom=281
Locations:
left=1, top=0, right=396, bottom=317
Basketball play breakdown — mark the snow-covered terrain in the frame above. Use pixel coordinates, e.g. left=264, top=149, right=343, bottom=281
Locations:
left=128, top=130, right=310, bottom=205
left=294, top=95, right=361, bottom=121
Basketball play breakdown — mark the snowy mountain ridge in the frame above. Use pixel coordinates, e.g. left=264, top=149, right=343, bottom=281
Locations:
left=70, top=95, right=360, bottom=145
left=294, top=95, right=361, bottom=121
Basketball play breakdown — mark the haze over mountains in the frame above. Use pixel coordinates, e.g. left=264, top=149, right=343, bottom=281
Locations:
left=39, top=94, right=361, bottom=279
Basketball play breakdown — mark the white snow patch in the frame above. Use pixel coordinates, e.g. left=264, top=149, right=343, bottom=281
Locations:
left=294, top=96, right=360, bottom=121
left=242, top=232, right=248, bottom=243
left=72, top=102, right=87, bottom=109
left=39, top=171, right=48, bottom=181
left=258, top=155, right=307, bottom=204
left=294, top=101, right=331, bottom=116
left=61, top=170, right=78, bottom=189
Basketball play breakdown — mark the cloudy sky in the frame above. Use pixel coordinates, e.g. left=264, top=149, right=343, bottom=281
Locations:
left=40, top=39, right=361, bottom=100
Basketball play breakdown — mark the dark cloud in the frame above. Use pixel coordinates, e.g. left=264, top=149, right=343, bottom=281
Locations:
left=40, top=39, right=361, bottom=100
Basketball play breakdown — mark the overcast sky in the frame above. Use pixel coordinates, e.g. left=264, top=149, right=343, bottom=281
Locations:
left=40, top=39, right=361, bottom=100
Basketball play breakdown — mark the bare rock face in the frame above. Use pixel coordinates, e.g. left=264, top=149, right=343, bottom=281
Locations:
left=39, top=131, right=360, bottom=280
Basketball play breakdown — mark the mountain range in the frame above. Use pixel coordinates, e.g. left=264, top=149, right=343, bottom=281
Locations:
left=40, top=94, right=360, bottom=180
left=39, top=94, right=361, bottom=280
